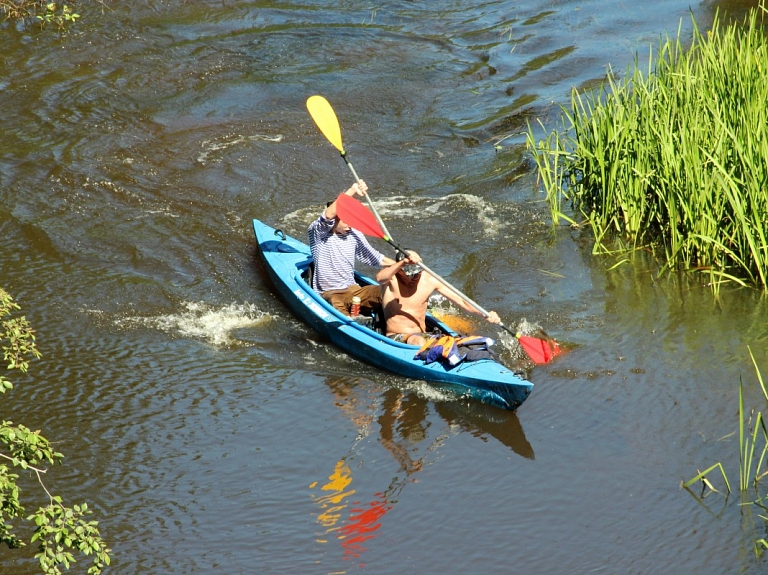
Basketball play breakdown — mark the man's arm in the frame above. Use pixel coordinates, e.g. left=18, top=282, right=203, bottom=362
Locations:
left=376, top=259, right=408, bottom=285
left=324, top=180, right=368, bottom=220
left=432, top=279, right=501, bottom=323
left=375, top=251, right=420, bottom=284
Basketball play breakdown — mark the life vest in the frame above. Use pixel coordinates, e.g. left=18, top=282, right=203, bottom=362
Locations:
left=414, top=335, right=495, bottom=367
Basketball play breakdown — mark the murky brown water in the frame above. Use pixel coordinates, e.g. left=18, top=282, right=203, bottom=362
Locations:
left=2, top=0, right=767, bottom=573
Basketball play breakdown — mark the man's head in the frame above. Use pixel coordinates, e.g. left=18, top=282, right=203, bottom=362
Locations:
left=396, top=250, right=422, bottom=279
left=326, top=200, right=351, bottom=234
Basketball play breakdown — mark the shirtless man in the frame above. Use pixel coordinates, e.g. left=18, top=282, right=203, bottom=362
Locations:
left=376, top=250, right=501, bottom=347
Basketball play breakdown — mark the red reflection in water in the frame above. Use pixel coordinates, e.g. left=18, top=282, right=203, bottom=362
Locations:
left=311, top=464, right=395, bottom=567
left=339, top=492, right=392, bottom=560
left=313, top=384, right=427, bottom=567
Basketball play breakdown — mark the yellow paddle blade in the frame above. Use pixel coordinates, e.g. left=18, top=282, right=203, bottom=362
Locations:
left=430, top=309, right=476, bottom=335
left=306, top=95, right=345, bottom=153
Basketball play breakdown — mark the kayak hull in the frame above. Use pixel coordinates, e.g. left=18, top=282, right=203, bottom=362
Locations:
left=253, top=219, right=533, bottom=410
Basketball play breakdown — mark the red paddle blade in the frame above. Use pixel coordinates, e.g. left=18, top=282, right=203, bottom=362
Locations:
left=518, top=335, right=561, bottom=364
left=335, top=193, right=386, bottom=239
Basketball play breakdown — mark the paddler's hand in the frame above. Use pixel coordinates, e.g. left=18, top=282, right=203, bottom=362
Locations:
left=405, top=251, right=421, bottom=264
left=486, top=311, right=501, bottom=324
left=344, top=180, right=368, bottom=197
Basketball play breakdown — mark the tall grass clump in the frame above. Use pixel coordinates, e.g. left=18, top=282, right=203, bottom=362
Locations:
left=527, top=5, right=768, bottom=292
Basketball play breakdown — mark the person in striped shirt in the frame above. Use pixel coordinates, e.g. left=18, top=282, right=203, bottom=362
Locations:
left=308, top=180, right=395, bottom=316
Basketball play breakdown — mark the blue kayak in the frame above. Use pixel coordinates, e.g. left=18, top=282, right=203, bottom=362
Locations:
left=252, top=219, right=533, bottom=410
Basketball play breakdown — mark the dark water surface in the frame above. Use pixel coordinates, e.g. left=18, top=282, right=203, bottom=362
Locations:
left=2, top=0, right=767, bottom=573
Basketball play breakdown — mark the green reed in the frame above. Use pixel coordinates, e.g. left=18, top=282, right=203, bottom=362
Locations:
left=527, top=5, right=768, bottom=291
left=682, top=348, right=768, bottom=556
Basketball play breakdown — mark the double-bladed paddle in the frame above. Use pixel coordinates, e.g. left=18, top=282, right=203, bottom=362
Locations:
left=335, top=193, right=560, bottom=364
left=307, top=94, right=559, bottom=363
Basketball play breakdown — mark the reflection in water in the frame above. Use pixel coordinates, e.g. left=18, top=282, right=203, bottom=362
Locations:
left=435, top=401, right=535, bottom=460
left=311, top=377, right=534, bottom=566
left=311, top=458, right=396, bottom=564
left=310, top=456, right=398, bottom=562
left=310, top=379, right=437, bottom=565
left=337, top=487, right=392, bottom=561
left=313, top=460, right=356, bottom=533
left=377, top=388, right=430, bottom=475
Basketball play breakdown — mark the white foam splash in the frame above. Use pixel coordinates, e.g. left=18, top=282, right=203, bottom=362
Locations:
left=282, top=193, right=501, bottom=236
left=197, top=133, right=283, bottom=164
left=115, top=301, right=272, bottom=346
left=495, top=318, right=544, bottom=362
left=282, top=206, right=318, bottom=230
left=403, top=380, right=456, bottom=404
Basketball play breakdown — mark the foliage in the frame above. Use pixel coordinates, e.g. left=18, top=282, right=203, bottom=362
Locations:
left=526, top=4, right=768, bottom=292
left=0, top=0, right=111, bottom=29
left=1, top=288, right=111, bottom=574
left=35, top=2, right=79, bottom=28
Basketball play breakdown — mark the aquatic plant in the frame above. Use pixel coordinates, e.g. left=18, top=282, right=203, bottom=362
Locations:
left=527, top=5, right=768, bottom=292
left=0, top=0, right=108, bottom=29
left=682, top=348, right=768, bottom=556
left=35, top=2, right=79, bottom=28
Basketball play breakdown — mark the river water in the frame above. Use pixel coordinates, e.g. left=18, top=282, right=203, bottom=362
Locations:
left=1, top=0, right=767, bottom=573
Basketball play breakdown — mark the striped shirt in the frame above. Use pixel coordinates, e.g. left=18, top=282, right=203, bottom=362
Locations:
left=308, top=213, right=384, bottom=292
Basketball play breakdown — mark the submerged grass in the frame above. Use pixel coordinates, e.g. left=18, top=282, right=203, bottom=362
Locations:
left=682, top=348, right=768, bottom=557
left=527, top=5, right=768, bottom=292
